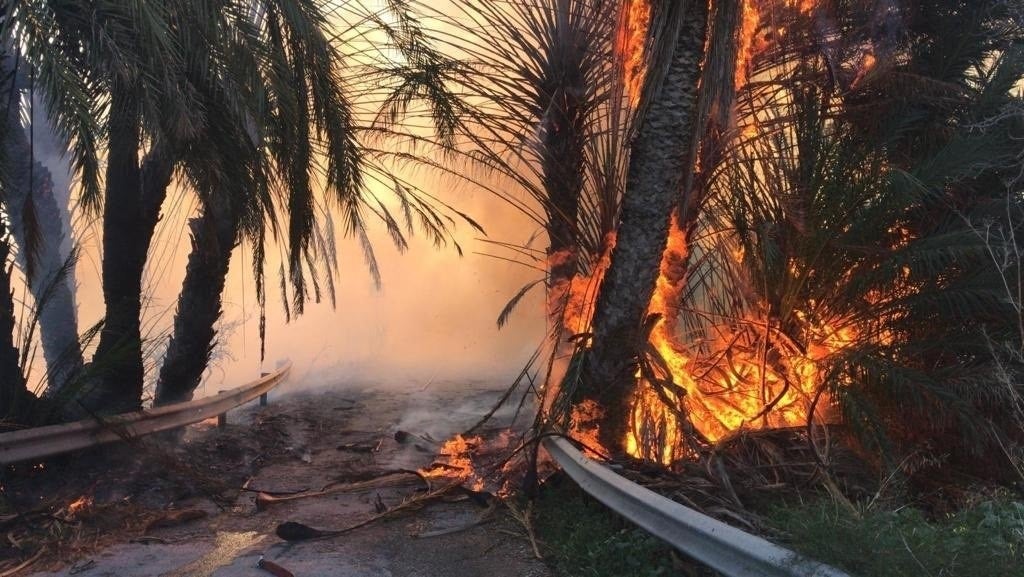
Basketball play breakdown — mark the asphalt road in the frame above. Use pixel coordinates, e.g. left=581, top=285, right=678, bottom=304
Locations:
left=31, top=379, right=550, bottom=577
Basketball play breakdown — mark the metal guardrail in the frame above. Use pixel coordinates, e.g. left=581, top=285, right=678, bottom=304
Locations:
left=543, top=436, right=853, bottom=577
left=0, top=361, right=292, bottom=465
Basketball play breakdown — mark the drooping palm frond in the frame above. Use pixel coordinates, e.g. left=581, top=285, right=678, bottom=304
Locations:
left=407, top=0, right=627, bottom=272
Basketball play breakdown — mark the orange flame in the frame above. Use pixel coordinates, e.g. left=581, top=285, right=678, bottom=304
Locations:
left=736, top=0, right=764, bottom=89
left=542, top=233, right=616, bottom=417
left=736, top=0, right=822, bottom=90
left=626, top=215, right=844, bottom=464
left=618, top=0, right=651, bottom=106
left=421, top=434, right=486, bottom=491
left=569, top=399, right=605, bottom=458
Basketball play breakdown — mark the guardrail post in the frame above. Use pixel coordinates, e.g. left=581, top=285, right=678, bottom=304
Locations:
left=259, top=372, right=270, bottom=406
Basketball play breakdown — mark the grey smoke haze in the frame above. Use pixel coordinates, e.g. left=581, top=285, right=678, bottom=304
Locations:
left=66, top=174, right=546, bottom=399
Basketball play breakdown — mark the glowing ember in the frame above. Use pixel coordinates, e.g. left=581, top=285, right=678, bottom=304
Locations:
left=850, top=50, right=878, bottom=88
left=67, top=494, right=93, bottom=518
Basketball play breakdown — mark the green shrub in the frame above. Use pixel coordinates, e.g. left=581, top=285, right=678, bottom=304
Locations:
left=768, top=499, right=1024, bottom=577
left=532, top=478, right=689, bottom=577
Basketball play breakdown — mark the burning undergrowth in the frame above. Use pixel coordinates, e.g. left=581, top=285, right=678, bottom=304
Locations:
left=539, top=0, right=1024, bottom=502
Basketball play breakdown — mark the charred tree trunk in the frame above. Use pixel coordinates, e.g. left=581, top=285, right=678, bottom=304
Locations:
left=154, top=195, right=239, bottom=406
left=87, top=80, right=173, bottom=413
left=539, top=1, right=590, bottom=416
left=652, top=0, right=741, bottom=357
left=583, top=1, right=708, bottom=453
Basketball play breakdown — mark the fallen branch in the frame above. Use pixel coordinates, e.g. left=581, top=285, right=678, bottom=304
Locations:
left=504, top=501, right=542, bottom=559
left=275, top=481, right=463, bottom=543
left=0, top=548, right=45, bottom=577
left=256, top=469, right=431, bottom=511
left=415, top=502, right=497, bottom=538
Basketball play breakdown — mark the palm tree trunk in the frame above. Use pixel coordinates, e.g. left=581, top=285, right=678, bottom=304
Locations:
left=583, top=1, right=708, bottom=452
left=1, top=54, right=83, bottom=396
left=649, top=0, right=741, bottom=372
left=540, top=0, right=590, bottom=416
left=154, top=196, right=239, bottom=406
left=0, top=229, right=31, bottom=425
left=3, top=111, right=83, bottom=395
left=88, top=80, right=173, bottom=413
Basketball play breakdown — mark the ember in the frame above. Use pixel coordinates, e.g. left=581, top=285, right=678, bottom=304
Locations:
left=66, top=494, right=93, bottom=518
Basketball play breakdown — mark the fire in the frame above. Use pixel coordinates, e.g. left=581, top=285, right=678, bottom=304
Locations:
left=736, top=0, right=822, bottom=90
left=850, top=50, right=877, bottom=89
left=541, top=233, right=616, bottom=418
left=559, top=232, right=616, bottom=337
left=736, top=0, right=763, bottom=89
left=420, top=434, right=486, bottom=491
left=617, top=0, right=651, bottom=105
left=625, top=216, right=846, bottom=463
left=67, top=494, right=93, bottom=518
left=563, top=0, right=845, bottom=463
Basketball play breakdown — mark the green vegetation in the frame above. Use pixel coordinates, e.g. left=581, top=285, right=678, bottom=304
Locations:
left=768, top=498, right=1024, bottom=577
left=532, top=477, right=706, bottom=577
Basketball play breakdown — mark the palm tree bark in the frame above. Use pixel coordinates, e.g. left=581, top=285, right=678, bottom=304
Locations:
left=87, top=80, right=173, bottom=413
left=583, top=1, right=708, bottom=452
left=154, top=195, right=239, bottom=406
left=648, top=0, right=741, bottom=380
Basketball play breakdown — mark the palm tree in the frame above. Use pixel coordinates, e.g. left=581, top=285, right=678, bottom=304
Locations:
left=0, top=218, right=29, bottom=425
left=154, top=0, right=475, bottom=406
left=12, top=0, right=198, bottom=413
left=151, top=0, right=354, bottom=405
left=2, top=59, right=84, bottom=396
left=581, top=0, right=710, bottom=451
left=409, top=0, right=626, bottom=419
left=1, top=3, right=105, bottom=422
left=6, top=0, right=474, bottom=415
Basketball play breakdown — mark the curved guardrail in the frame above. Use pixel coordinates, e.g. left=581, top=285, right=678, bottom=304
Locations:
left=0, top=361, right=292, bottom=465
left=543, top=436, right=853, bottom=577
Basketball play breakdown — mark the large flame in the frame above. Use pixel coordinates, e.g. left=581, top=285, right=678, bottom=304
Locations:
left=542, top=233, right=616, bottom=417
left=627, top=215, right=849, bottom=463
left=736, top=0, right=821, bottom=90
left=617, top=0, right=651, bottom=105
left=562, top=0, right=843, bottom=463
